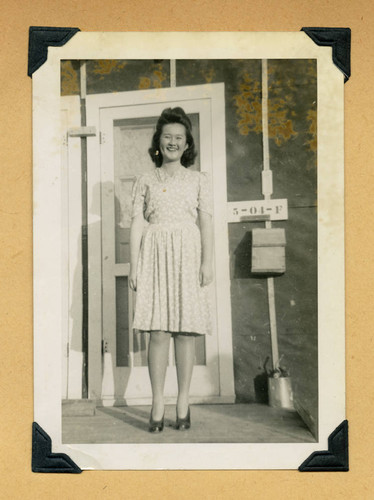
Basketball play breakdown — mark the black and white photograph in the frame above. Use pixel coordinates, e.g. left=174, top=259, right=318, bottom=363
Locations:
left=32, top=32, right=345, bottom=470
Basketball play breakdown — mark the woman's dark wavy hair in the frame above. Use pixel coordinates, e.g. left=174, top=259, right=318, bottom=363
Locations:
left=149, top=107, right=197, bottom=168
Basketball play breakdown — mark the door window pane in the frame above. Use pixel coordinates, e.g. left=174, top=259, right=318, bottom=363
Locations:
left=115, top=276, right=129, bottom=367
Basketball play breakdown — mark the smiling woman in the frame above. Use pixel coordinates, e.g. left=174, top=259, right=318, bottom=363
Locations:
left=148, top=107, right=198, bottom=168
left=129, top=107, right=214, bottom=431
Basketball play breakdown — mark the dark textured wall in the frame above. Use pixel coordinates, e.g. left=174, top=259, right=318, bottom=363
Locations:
left=61, top=59, right=318, bottom=435
left=178, top=59, right=318, bottom=434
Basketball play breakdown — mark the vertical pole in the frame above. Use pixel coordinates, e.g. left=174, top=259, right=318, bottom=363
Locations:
left=261, top=59, right=280, bottom=371
left=80, top=61, right=89, bottom=398
left=170, top=59, right=176, bottom=88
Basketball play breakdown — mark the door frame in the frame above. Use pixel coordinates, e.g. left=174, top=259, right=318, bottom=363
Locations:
left=86, top=83, right=235, bottom=403
left=61, top=95, right=84, bottom=400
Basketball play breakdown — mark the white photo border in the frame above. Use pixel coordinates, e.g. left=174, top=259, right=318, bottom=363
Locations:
left=33, top=31, right=345, bottom=470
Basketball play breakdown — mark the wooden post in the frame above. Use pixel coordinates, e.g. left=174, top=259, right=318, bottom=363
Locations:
left=261, top=59, right=280, bottom=371
left=170, top=59, right=176, bottom=87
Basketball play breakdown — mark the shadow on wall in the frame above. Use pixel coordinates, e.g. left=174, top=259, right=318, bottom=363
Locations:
left=232, top=229, right=282, bottom=405
left=253, top=363, right=270, bottom=405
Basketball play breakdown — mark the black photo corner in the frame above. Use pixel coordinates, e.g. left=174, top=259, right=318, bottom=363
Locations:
left=32, top=423, right=81, bottom=474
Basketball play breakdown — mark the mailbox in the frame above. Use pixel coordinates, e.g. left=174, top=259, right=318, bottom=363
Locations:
left=251, top=228, right=286, bottom=275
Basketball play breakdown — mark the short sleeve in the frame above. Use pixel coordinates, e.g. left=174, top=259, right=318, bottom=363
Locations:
left=198, top=171, right=213, bottom=216
left=131, top=175, right=146, bottom=219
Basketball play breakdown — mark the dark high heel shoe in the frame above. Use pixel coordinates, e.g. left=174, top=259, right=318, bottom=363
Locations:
left=149, top=410, right=164, bottom=433
left=176, top=407, right=191, bottom=430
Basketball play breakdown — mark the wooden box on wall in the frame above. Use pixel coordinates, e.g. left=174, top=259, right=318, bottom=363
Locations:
left=251, top=228, right=286, bottom=274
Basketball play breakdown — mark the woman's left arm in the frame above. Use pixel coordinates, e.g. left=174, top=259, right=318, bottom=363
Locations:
left=199, top=210, right=214, bottom=287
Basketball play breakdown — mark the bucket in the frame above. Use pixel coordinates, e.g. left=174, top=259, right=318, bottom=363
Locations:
left=268, top=376, right=294, bottom=409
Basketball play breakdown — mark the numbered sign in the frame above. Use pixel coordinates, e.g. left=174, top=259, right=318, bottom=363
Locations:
left=227, top=199, right=288, bottom=222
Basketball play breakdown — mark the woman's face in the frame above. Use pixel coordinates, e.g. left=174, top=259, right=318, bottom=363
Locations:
left=159, top=123, right=188, bottom=165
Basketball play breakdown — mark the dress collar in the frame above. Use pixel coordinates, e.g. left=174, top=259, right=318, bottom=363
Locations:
left=156, top=166, right=186, bottom=181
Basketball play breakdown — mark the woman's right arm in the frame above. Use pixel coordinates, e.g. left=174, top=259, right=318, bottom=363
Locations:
left=129, top=212, right=144, bottom=291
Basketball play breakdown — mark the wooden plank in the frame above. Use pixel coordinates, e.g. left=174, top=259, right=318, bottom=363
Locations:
left=170, top=59, right=176, bottom=87
left=252, top=228, right=286, bottom=247
left=252, top=247, right=286, bottom=274
left=68, top=126, right=96, bottom=137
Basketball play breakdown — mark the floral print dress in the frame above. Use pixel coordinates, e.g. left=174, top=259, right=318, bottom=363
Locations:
left=131, top=166, right=213, bottom=335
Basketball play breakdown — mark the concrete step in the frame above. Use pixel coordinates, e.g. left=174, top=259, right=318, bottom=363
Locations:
left=62, top=399, right=96, bottom=417
left=62, top=403, right=316, bottom=444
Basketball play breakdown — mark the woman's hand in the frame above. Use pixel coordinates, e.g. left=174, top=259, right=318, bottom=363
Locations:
left=198, top=210, right=213, bottom=288
left=129, top=266, right=137, bottom=291
left=199, top=261, right=213, bottom=287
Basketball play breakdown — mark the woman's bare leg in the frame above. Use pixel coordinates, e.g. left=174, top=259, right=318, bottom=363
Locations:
left=174, top=334, right=196, bottom=418
left=148, top=330, right=171, bottom=420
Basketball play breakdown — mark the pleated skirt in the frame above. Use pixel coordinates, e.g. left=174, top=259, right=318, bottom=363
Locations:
left=132, top=221, right=212, bottom=335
